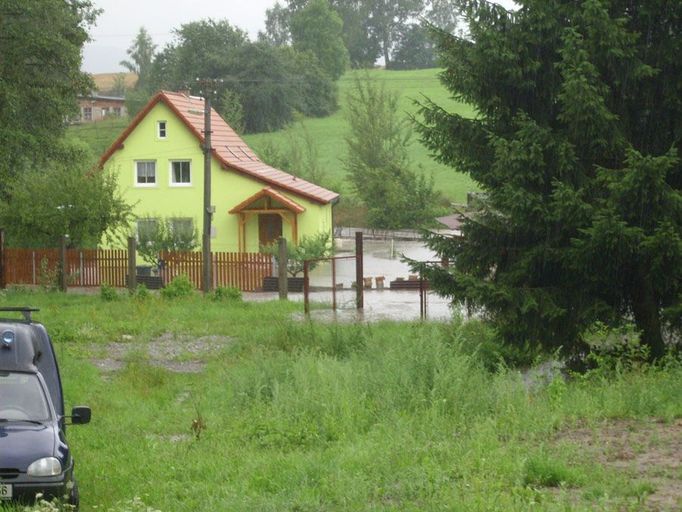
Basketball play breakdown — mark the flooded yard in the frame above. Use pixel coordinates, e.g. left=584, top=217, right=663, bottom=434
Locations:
left=247, top=238, right=457, bottom=322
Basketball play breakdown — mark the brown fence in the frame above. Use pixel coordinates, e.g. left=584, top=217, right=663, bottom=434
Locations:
left=160, top=250, right=273, bottom=292
left=2, top=248, right=60, bottom=286
left=1, top=246, right=272, bottom=292
left=2, top=248, right=128, bottom=287
left=67, top=249, right=128, bottom=287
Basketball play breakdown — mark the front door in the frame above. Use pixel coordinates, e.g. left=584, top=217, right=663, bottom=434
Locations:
left=259, top=214, right=283, bottom=248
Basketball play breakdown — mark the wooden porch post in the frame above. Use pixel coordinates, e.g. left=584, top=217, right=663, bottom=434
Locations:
left=278, top=237, right=288, bottom=300
left=292, top=214, right=298, bottom=244
left=238, top=213, right=246, bottom=252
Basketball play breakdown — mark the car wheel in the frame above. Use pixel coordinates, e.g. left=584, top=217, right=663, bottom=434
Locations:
left=68, top=480, right=80, bottom=511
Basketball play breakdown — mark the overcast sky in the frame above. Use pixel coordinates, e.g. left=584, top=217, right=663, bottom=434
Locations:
left=82, top=0, right=518, bottom=73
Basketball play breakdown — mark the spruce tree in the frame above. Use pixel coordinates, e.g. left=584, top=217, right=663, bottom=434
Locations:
left=417, top=0, right=682, bottom=359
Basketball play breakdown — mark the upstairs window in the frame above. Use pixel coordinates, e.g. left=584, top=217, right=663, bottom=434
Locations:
left=158, top=121, right=167, bottom=138
left=171, top=160, right=191, bottom=185
left=135, top=161, right=156, bottom=186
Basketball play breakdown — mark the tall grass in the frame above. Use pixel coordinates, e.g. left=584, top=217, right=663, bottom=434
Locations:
left=1, top=290, right=680, bottom=511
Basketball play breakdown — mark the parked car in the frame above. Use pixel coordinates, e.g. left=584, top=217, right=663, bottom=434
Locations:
left=0, top=307, right=91, bottom=509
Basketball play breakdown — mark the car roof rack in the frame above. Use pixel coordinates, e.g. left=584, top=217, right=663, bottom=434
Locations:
left=0, top=307, right=40, bottom=322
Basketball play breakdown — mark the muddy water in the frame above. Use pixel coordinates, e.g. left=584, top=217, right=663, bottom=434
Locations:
left=248, top=239, right=457, bottom=322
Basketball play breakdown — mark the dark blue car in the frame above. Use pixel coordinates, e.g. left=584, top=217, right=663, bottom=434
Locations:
left=0, top=307, right=90, bottom=509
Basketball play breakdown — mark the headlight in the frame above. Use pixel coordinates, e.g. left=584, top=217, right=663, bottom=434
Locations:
left=1, top=330, right=14, bottom=348
left=27, top=457, right=62, bottom=477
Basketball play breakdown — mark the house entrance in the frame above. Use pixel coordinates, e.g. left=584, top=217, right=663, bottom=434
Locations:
left=259, top=214, right=282, bottom=247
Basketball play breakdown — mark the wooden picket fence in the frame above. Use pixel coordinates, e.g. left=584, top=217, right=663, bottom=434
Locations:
left=160, top=250, right=273, bottom=292
left=1, top=246, right=272, bottom=292
left=1, top=248, right=128, bottom=287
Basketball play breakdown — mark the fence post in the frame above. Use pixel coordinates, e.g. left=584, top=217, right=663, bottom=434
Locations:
left=303, top=260, right=310, bottom=315
left=0, top=228, right=5, bottom=289
left=59, top=235, right=68, bottom=292
left=278, top=237, right=288, bottom=300
left=355, top=231, right=363, bottom=310
left=127, top=237, right=137, bottom=292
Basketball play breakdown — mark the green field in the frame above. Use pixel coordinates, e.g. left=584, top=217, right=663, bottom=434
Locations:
left=245, top=69, right=477, bottom=202
left=1, top=289, right=680, bottom=511
left=67, top=69, right=477, bottom=203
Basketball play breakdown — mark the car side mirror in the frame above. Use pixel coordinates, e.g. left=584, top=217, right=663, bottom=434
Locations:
left=70, top=406, right=91, bottom=425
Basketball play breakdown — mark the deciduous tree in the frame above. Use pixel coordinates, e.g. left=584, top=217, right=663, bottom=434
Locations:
left=120, top=27, right=156, bottom=89
left=0, top=0, right=98, bottom=191
left=290, top=0, right=349, bottom=80
left=345, top=76, right=442, bottom=228
left=0, top=142, right=132, bottom=248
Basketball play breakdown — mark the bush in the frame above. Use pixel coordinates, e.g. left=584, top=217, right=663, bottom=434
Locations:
left=160, top=274, right=194, bottom=299
left=210, top=286, right=242, bottom=302
left=131, top=283, right=150, bottom=301
left=100, top=282, right=119, bottom=302
left=261, top=232, right=332, bottom=277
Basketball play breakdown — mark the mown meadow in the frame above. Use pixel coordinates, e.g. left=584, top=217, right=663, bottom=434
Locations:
left=1, top=288, right=680, bottom=511
left=68, top=69, right=477, bottom=204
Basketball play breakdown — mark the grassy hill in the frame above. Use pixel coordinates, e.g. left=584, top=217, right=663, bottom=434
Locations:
left=68, top=69, right=476, bottom=203
left=245, top=69, right=477, bottom=202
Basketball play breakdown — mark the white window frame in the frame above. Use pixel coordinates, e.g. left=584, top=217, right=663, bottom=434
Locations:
left=157, top=120, right=167, bottom=139
left=83, top=106, right=92, bottom=121
left=134, top=160, right=157, bottom=187
left=169, top=160, right=192, bottom=187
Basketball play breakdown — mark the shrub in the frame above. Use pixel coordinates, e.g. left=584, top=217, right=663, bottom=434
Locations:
left=261, top=232, right=332, bottom=277
left=210, top=286, right=242, bottom=302
left=100, top=282, right=119, bottom=301
left=160, top=274, right=194, bottom=299
left=131, top=283, right=150, bottom=301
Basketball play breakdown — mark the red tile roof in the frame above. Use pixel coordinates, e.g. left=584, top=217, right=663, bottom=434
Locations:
left=99, top=90, right=339, bottom=205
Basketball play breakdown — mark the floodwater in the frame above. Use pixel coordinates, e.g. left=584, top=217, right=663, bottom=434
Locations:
left=246, top=239, right=457, bottom=322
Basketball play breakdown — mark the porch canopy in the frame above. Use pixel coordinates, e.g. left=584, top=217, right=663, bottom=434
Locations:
left=229, top=187, right=305, bottom=251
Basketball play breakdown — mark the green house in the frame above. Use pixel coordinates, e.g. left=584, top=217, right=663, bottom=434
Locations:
left=99, top=91, right=339, bottom=253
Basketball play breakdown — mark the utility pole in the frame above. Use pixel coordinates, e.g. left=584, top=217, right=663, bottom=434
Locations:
left=197, top=78, right=220, bottom=293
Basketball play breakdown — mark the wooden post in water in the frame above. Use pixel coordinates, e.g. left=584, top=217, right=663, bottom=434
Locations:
left=355, top=231, right=363, bottom=310
left=419, top=273, right=426, bottom=320
left=59, top=235, right=68, bottom=292
left=0, top=229, right=5, bottom=290
left=303, top=260, right=310, bottom=316
left=278, top=237, right=288, bottom=300
left=127, top=236, right=137, bottom=292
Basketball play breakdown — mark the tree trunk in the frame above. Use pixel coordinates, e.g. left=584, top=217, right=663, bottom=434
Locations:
left=631, top=268, right=665, bottom=360
left=382, top=26, right=391, bottom=69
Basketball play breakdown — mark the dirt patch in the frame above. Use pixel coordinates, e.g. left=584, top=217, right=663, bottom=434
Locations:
left=89, top=333, right=233, bottom=373
left=556, top=418, right=682, bottom=511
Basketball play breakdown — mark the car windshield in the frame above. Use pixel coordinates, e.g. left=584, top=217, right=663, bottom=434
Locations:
left=0, top=371, right=51, bottom=422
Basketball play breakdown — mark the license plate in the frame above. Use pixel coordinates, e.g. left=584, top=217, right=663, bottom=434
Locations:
left=0, top=483, right=11, bottom=500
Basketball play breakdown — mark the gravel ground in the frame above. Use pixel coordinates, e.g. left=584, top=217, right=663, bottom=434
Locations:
left=88, top=332, right=233, bottom=373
